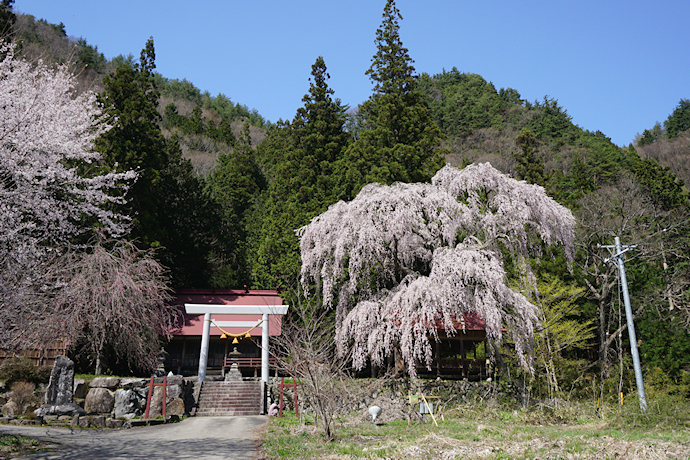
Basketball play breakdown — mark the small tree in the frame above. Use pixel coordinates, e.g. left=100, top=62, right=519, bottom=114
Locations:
left=300, top=163, right=575, bottom=376
left=54, top=239, right=175, bottom=375
left=273, top=295, right=350, bottom=440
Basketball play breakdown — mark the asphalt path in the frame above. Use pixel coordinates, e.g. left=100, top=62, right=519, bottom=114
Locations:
left=0, top=416, right=268, bottom=459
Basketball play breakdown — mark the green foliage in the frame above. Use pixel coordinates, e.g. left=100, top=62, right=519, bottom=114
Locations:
left=252, top=56, right=348, bottom=288
left=156, top=75, right=266, bottom=127
left=208, top=123, right=265, bottom=287
left=530, top=275, right=593, bottom=397
left=341, top=0, right=444, bottom=199
left=664, top=98, right=690, bottom=139
left=499, top=87, right=523, bottom=106
left=75, top=37, right=106, bottom=72
left=156, top=76, right=203, bottom=104
left=526, top=97, right=580, bottom=147
left=0, top=358, right=51, bottom=387
left=638, top=122, right=663, bottom=146
left=155, top=137, right=226, bottom=287
left=638, top=309, right=690, bottom=380
left=96, top=38, right=226, bottom=287
left=96, top=38, right=169, bottom=245
left=627, top=145, right=686, bottom=210
left=420, top=68, right=508, bottom=138
left=163, top=102, right=237, bottom=146
left=0, top=0, right=16, bottom=39
left=512, top=128, right=544, bottom=185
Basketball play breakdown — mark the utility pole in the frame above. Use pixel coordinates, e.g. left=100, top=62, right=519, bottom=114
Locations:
left=601, top=237, right=647, bottom=413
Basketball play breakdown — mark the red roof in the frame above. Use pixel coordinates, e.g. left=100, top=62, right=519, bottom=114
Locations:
left=170, top=289, right=286, bottom=337
left=391, top=312, right=486, bottom=331
left=435, top=312, right=486, bottom=331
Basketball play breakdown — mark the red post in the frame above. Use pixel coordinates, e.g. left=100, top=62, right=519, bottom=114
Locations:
left=144, top=376, right=168, bottom=419
left=144, top=376, right=154, bottom=419
left=277, top=377, right=299, bottom=417
left=278, top=377, right=285, bottom=417
left=162, top=376, right=167, bottom=418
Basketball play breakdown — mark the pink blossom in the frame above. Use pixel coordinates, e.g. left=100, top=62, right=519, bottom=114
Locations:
left=299, top=163, right=575, bottom=375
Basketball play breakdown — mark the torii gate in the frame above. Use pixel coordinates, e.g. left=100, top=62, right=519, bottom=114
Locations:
left=184, top=304, right=289, bottom=382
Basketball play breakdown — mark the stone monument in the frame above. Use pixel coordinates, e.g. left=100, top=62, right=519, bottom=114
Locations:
left=224, top=363, right=243, bottom=382
left=35, top=355, right=86, bottom=417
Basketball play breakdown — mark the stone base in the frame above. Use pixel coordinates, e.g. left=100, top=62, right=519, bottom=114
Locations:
left=224, top=363, right=243, bottom=382
left=34, top=403, right=86, bottom=417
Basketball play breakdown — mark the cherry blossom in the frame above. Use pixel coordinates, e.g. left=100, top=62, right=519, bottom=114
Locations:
left=299, top=163, right=575, bottom=375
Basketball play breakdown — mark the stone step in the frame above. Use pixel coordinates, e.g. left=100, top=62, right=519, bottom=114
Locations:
left=195, top=380, right=263, bottom=416
left=195, top=410, right=259, bottom=416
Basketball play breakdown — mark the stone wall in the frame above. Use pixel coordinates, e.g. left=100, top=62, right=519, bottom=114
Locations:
left=78, top=375, right=195, bottom=419
left=267, top=378, right=519, bottom=422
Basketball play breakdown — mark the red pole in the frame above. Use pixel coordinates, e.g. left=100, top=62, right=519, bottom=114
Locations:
left=144, top=376, right=154, bottom=419
left=278, top=377, right=285, bottom=417
left=294, top=385, right=299, bottom=417
left=162, top=376, right=167, bottom=417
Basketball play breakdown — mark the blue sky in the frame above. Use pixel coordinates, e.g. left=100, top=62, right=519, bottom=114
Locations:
left=14, top=1, right=690, bottom=146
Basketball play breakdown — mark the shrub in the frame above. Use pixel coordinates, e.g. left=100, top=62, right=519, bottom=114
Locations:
left=0, top=358, right=38, bottom=387
left=0, top=358, right=53, bottom=387
left=8, top=381, right=38, bottom=416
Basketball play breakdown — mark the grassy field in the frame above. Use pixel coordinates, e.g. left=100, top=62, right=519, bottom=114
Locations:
left=259, top=396, right=690, bottom=459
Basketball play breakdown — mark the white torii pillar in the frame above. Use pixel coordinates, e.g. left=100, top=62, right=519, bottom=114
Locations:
left=184, top=304, right=289, bottom=382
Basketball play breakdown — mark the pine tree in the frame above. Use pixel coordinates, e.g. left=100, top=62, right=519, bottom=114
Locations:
left=252, top=56, right=349, bottom=288
left=0, top=0, right=15, bottom=39
left=664, top=98, right=690, bottom=139
left=340, top=0, right=444, bottom=198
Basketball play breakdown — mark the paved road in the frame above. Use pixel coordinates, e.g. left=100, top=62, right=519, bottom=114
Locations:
left=0, top=416, right=268, bottom=459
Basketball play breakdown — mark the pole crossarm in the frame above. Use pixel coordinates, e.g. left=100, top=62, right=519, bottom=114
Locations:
left=598, top=243, right=637, bottom=264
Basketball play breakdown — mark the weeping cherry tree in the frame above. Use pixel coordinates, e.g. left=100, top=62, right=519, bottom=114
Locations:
left=299, top=163, right=575, bottom=376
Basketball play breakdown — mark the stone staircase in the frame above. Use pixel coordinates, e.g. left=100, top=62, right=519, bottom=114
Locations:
left=195, top=381, right=263, bottom=416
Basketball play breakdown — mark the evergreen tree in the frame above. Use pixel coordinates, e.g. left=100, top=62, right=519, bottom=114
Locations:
left=637, top=122, right=663, bottom=146
left=208, top=123, right=265, bottom=287
left=340, top=0, right=444, bottom=198
left=664, top=98, right=690, bottom=139
left=512, top=128, right=544, bottom=185
left=0, top=0, right=15, bottom=39
left=96, top=37, right=168, bottom=247
left=252, top=56, right=349, bottom=289
left=96, top=38, right=222, bottom=287
left=156, top=136, right=225, bottom=287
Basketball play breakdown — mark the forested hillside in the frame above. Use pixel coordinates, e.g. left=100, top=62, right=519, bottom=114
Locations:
left=2, top=0, right=689, bottom=394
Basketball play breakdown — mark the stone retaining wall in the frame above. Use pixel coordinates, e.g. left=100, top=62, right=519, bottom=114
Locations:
left=1, top=374, right=195, bottom=423
left=77, top=375, right=196, bottom=419
left=267, top=378, right=519, bottom=421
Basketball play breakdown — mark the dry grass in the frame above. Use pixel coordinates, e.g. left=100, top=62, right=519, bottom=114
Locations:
left=260, top=396, right=690, bottom=459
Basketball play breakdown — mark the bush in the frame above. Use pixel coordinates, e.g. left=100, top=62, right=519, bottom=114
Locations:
left=8, top=381, right=38, bottom=416
left=0, top=358, right=51, bottom=387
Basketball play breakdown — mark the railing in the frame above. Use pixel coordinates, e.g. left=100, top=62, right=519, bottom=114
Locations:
left=223, top=356, right=278, bottom=369
left=415, top=357, right=486, bottom=380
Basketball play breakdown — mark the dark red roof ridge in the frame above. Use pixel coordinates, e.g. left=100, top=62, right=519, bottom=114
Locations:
left=174, top=288, right=281, bottom=296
